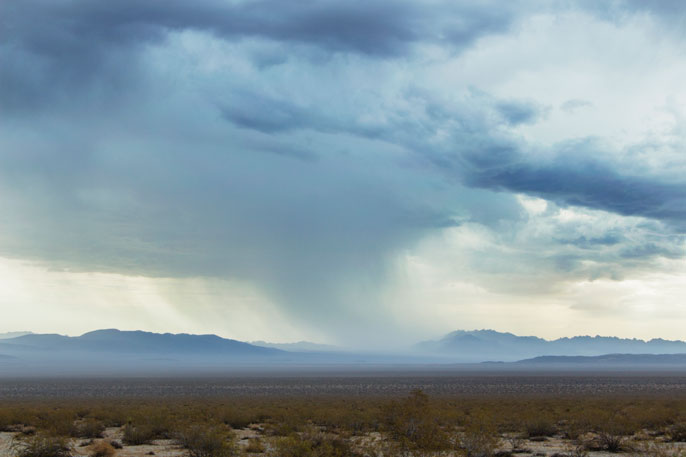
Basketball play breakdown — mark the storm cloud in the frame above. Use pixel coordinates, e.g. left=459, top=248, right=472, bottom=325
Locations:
left=1, top=0, right=685, bottom=343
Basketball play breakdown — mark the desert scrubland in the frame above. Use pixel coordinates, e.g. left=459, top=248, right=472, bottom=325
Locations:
left=1, top=375, right=686, bottom=457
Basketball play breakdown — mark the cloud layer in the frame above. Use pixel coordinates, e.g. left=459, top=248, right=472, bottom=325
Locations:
left=1, top=0, right=685, bottom=344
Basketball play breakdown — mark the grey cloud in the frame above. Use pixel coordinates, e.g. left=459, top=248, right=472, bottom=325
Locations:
left=560, top=234, right=623, bottom=249
left=619, top=242, right=683, bottom=260
left=0, top=0, right=526, bottom=114
left=460, top=140, right=686, bottom=230
left=496, top=100, right=546, bottom=126
left=221, top=83, right=686, bottom=237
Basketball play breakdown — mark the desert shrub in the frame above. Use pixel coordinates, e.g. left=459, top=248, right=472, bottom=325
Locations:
left=11, top=434, right=72, bottom=457
left=265, top=418, right=302, bottom=437
left=274, top=436, right=314, bottom=457
left=668, top=422, right=686, bottom=442
left=37, top=410, right=77, bottom=437
left=246, top=438, right=265, bottom=453
left=382, top=389, right=450, bottom=451
left=524, top=417, right=557, bottom=438
left=626, top=405, right=675, bottom=431
left=595, top=430, right=624, bottom=453
left=220, top=410, right=257, bottom=429
left=140, top=414, right=173, bottom=439
left=72, top=419, right=105, bottom=438
left=89, top=441, right=115, bottom=457
left=594, top=413, right=637, bottom=453
left=458, top=413, right=500, bottom=457
left=175, top=425, right=236, bottom=457
left=274, top=432, right=356, bottom=457
left=122, top=423, right=156, bottom=445
left=122, top=413, right=174, bottom=445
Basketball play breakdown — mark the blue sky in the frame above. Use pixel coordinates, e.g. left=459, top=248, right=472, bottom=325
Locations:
left=1, top=0, right=685, bottom=346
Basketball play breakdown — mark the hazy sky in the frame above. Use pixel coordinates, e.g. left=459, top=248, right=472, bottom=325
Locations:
left=1, top=0, right=685, bottom=347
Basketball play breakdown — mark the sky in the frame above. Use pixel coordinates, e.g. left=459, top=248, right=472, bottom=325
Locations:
left=1, top=0, right=685, bottom=348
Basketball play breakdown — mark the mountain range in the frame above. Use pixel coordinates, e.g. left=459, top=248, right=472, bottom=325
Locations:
left=415, top=329, right=686, bottom=362
left=1, top=328, right=685, bottom=375
left=1, top=329, right=281, bottom=355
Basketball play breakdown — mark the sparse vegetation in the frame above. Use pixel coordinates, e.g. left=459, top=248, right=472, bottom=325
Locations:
left=382, top=388, right=450, bottom=451
left=274, top=430, right=357, bottom=457
left=1, top=383, right=686, bottom=457
left=458, top=419, right=500, bottom=456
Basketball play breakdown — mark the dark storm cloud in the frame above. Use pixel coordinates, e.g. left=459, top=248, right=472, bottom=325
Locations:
left=0, top=0, right=524, bottom=113
left=1, top=0, right=521, bottom=55
left=458, top=140, right=686, bottom=230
